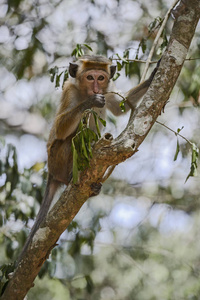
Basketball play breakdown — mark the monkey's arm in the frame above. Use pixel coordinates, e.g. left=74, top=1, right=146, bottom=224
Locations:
left=55, top=105, right=86, bottom=140
left=105, top=79, right=151, bottom=116
left=55, top=90, right=105, bottom=140
left=106, top=63, right=159, bottom=116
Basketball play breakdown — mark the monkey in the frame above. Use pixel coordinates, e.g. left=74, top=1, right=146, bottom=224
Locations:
left=18, top=55, right=159, bottom=261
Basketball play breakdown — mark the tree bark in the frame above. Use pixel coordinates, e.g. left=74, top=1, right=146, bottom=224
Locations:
left=1, top=0, right=200, bottom=299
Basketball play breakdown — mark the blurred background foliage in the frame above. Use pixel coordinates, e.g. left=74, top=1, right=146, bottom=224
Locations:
left=0, top=0, right=200, bottom=299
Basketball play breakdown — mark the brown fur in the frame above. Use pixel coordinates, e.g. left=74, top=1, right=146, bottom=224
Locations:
left=19, top=55, right=159, bottom=262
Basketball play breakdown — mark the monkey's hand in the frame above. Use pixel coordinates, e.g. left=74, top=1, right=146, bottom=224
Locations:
left=89, top=94, right=105, bottom=108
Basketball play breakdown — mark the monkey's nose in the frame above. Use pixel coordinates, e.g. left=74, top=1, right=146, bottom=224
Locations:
left=93, top=82, right=99, bottom=94
left=93, top=89, right=99, bottom=94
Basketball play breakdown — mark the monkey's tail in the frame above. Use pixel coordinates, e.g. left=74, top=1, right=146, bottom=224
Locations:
left=17, top=175, right=60, bottom=264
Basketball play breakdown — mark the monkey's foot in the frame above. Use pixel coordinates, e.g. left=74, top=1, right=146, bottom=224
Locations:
left=90, top=182, right=102, bottom=196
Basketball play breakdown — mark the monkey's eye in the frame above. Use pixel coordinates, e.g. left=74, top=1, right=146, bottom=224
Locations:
left=98, top=75, right=105, bottom=81
left=87, top=75, right=94, bottom=81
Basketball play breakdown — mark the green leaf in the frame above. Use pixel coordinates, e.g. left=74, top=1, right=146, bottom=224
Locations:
left=113, top=72, right=120, bottom=81
left=174, top=127, right=184, bottom=161
left=185, top=143, right=199, bottom=182
left=93, top=112, right=101, bottom=138
left=87, top=137, right=93, bottom=158
left=81, top=132, right=89, bottom=160
left=78, top=49, right=84, bottom=57
left=174, top=140, right=180, bottom=161
left=55, top=72, right=63, bottom=88
left=125, top=63, right=130, bottom=77
left=116, top=53, right=128, bottom=63
left=148, top=17, right=162, bottom=33
left=98, top=116, right=106, bottom=127
left=123, top=49, right=130, bottom=59
left=157, top=29, right=168, bottom=55
left=117, top=61, right=122, bottom=71
left=6, top=241, right=14, bottom=259
left=141, top=38, right=147, bottom=54
left=177, top=126, right=184, bottom=134
left=85, top=275, right=94, bottom=294
left=49, top=66, right=58, bottom=83
left=71, top=44, right=93, bottom=59
left=120, top=100, right=126, bottom=113
left=71, top=48, right=77, bottom=57
left=83, top=44, right=93, bottom=52
left=71, top=44, right=83, bottom=58
left=191, top=143, right=199, bottom=168
left=62, top=69, right=69, bottom=87
left=72, top=139, right=78, bottom=184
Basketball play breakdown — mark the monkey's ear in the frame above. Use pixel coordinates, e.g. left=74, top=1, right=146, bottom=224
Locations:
left=69, top=63, right=79, bottom=78
left=110, top=65, right=116, bottom=79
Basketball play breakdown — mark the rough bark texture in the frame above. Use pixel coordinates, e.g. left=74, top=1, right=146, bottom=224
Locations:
left=1, top=0, right=200, bottom=299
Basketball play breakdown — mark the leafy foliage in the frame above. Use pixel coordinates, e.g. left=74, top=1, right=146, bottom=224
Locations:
left=72, top=110, right=106, bottom=183
left=148, top=16, right=162, bottom=33
left=49, top=44, right=93, bottom=89
left=112, top=50, right=130, bottom=80
left=1, top=0, right=200, bottom=299
left=173, top=126, right=199, bottom=181
left=71, top=43, right=93, bottom=59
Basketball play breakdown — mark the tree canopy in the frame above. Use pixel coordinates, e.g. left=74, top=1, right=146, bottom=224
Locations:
left=0, top=0, right=200, bottom=299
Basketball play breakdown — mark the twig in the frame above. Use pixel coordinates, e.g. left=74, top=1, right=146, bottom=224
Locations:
left=105, top=91, right=127, bottom=102
left=140, top=0, right=180, bottom=82
left=156, top=120, right=192, bottom=145
left=185, top=57, right=200, bottom=61
left=51, top=57, right=200, bottom=73
left=111, top=58, right=157, bottom=64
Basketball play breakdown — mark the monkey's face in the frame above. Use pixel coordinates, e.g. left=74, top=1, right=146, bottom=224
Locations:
left=79, top=70, right=110, bottom=96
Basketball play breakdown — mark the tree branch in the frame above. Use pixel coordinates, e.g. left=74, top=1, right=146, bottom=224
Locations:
left=1, top=0, right=200, bottom=299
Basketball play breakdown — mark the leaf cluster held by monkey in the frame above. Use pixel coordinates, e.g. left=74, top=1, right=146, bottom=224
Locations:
left=18, top=54, right=160, bottom=263
left=72, top=109, right=106, bottom=184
